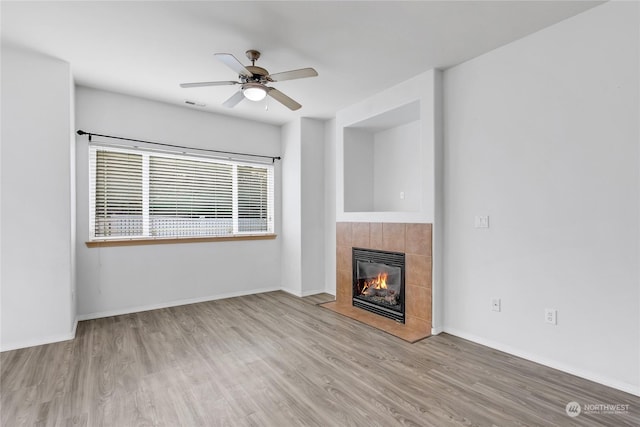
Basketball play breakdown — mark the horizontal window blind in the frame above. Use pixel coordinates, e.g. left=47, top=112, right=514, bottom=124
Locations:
left=150, top=156, right=233, bottom=237
left=92, top=150, right=143, bottom=237
left=89, top=145, right=274, bottom=240
left=238, top=165, right=273, bottom=233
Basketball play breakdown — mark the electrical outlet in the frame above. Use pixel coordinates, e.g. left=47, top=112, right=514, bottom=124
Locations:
left=545, top=309, right=557, bottom=325
left=491, top=298, right=501, bottom=312
left=475, top=215, right=490, bottom=228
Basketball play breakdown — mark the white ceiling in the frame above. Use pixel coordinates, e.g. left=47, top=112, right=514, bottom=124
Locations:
left=1, top=1, right=603, bottom=125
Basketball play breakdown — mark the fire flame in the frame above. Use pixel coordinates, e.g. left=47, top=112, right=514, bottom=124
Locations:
left=362, top=272, right=388, bottom=293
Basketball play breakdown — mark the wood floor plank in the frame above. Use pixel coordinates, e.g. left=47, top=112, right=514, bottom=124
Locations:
left=2, top=291, right=638, bottom=426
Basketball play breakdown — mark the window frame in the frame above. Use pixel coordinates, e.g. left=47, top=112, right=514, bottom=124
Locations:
left=88, top=144, right=275, bottom=243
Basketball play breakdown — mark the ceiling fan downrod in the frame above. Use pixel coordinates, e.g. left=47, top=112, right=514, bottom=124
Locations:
left=246, top=49, right=261, bottom=66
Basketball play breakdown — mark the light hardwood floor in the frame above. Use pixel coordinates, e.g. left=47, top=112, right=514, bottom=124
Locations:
left=1, top=291, right=638, bottom=426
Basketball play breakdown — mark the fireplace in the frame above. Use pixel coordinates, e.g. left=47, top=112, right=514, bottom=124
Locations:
left=352, top=247, right=405, bottom=323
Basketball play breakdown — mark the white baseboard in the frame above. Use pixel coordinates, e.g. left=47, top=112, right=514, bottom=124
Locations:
left=279, top=287, right=303, bottom=297
left=280, top=288, right=329, bottom=297
left=444, top=327, right=640, bottom=397
left=71, top=317, right=78, bottom=338
left=281, top=287, right=335, bottom=298
left=300, top=288, right=330, bottom=297
left=77, top=286, right=281, bottom=321
left=1, top=328, right=76, bottom=352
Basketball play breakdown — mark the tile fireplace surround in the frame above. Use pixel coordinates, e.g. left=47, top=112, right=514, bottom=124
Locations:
left=322, top=222, right=432, bottom=343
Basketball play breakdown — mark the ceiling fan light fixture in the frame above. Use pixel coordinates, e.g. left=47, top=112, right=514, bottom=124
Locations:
left=243, top=83, right=267, bottom=102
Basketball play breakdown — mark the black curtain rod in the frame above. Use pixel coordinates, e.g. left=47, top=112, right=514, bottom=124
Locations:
left=76, top=130, right=281, bottom=162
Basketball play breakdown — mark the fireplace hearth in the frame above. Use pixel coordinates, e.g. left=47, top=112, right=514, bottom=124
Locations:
left=352, top=248, right=405, bottom=323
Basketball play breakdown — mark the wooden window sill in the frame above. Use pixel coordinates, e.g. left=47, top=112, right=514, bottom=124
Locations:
left=85, top=234, right=277, bottom=248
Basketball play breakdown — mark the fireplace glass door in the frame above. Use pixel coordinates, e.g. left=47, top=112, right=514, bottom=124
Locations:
left=352, top=248, right=405, bottom=322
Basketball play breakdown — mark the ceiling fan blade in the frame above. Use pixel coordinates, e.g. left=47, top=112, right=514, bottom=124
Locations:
left=215, top=53, right=253, bottom=78
left=267, top=88, right=302, bottom=111
left=222, top=90, right=245, bottom=108
left=267, top=68, right=318, bottom=82
left=180, top=81, right=239, bottom=88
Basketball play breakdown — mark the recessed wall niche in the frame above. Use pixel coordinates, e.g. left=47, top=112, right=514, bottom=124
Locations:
left=343, top=100, right=420, bottom=213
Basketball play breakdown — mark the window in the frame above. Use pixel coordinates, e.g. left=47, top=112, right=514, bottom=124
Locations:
left=89, top=145, right=274, bottom=240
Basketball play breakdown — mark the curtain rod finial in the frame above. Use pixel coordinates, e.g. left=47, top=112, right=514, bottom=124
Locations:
left=77, top=130, right=86, bottom=136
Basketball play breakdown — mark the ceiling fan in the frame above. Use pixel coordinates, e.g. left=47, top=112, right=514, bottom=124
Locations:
left=180, top=50, right=318, bottom=111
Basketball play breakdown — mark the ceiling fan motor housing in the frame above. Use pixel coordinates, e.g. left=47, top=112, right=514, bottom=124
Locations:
left=243, top=50, right=271, bottom=83
left=244, top=66, right=269, bottom=83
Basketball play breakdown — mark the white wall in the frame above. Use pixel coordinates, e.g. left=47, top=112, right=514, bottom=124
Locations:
left=281, top=118, right=326, bottom=296
left=1, top=46, right=76, bottom=350
left=300, top=118, right=326, bottom=295
left=443, top=1, right=639, bottom=394
left=75, top=87, right=282, bottom=318
left=373, top=121, right=420, bottom=212
left=343, top=120, right=421, bottom=213
left=432, top=70, right=444, bottom=334
left=343, top=128, right=374, bottom=212
left=280, top=120, right=303, bottom=296
left=324, top=119, right=337, bottom=296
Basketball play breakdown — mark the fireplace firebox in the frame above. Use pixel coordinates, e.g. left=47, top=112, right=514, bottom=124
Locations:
left=352, top=248, right=405, bottom=323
